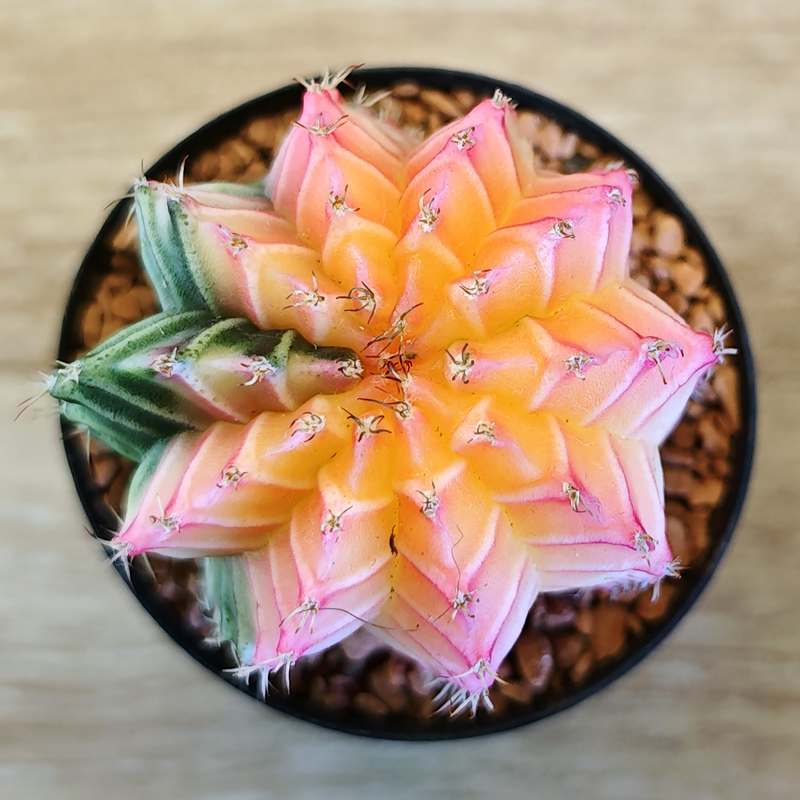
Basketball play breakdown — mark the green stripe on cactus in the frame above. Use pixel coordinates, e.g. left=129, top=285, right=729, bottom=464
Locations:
left=137, top=231, right=171, bottom=312
left=125, top=439, right=170, bottom=508
left=166, top=196, right=224, bottom=314
left=181, top=317, right=290, bottom=363
left=60, top=379, right=187, bottom=444
left=204, top=556, right=256, bottom=664
left=61, top=400, right=162, bottom=462
left=192, top=181, right=267, bottom=200
left=78, top=311, right=209, bottom=359
left=134, top=184, right=210, bottom=312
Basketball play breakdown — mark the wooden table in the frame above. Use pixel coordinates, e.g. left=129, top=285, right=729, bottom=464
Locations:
left=1, top=2, right=797, bottom=798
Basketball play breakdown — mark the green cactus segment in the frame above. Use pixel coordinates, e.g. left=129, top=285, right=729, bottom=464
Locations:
left=54, top=312, right=209, bottom=459
left=52, top=310, right=361, bottom=461
left=125, top=439, right=171, bottom=508
left=189, top=181, right=269, bottom=201
left=134, top=180, right=276, bottom=316
left=61, top=400, right=161, bottom=462
left=203, top=556, right=256, bottom=665
left=134, top=183, right=210, bottom=313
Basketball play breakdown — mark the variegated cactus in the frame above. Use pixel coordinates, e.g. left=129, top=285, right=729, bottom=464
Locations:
left=51, top=72, right=736, bottom=716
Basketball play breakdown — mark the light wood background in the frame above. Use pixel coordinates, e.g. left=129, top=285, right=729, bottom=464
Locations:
left=1, top=2, right=798, bottom=798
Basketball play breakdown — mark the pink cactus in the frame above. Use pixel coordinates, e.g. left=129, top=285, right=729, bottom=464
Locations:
left=69, top=74, right=729, bottom=714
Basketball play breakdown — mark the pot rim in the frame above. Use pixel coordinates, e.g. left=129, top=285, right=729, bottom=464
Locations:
left=58, top=65, right=757, bottom=740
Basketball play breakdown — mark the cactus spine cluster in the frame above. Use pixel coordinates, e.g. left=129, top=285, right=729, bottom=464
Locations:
left=51, top=72, right=733, bottom=715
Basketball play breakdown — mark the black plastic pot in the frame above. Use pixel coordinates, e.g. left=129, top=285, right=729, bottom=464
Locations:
left=58, top=67, right=756, bottom=740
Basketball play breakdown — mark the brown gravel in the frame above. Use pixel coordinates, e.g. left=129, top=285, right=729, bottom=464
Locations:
left=652, top=211, right=685, bottom=258
left=63, top=80, right=744, bottom=730
left=515, top=630, right=555, bottom=690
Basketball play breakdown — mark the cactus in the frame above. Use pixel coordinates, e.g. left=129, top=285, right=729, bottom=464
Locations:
left=52, top=73, right=736, bottom=716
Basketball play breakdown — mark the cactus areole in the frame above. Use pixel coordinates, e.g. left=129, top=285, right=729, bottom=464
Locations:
left=56, top=68, right=754, bottom=738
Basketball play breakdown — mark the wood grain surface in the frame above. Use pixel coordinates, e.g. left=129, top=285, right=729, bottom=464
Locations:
left=1, top=2, right=797, bottom=798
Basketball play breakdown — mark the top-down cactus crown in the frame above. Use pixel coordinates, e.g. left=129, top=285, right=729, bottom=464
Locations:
left=49, top=69, right=736, bottom=716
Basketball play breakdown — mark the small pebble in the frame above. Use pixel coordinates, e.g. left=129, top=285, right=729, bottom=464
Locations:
left=665, top=290, right=690, bottom=316
left=486, top=689, right=509, bottom=717
left=687, top=511, right=711, bottom=555
left=684, top=399, right=706, bottom=420
left=636, top=582, right=678, bottom=621
left=665, top=514, right=693, bottom=563
left=542, top=595, right=577, bottom=630
left=237, top=159, right=268, bottom=183
left=589, top=604, right=627, bottom=662
left=688, top=475, right=725, bottom=508
left=539, top=121, right=565, bottom=160
left=392, top=80, right=420, bottom=98
left=706, top=291, right=726, bottom=326
left=663, top=466, right=693, bottom=499
left=630, top=221, right=651, bottom=255
left=527, top=596, right=547, bottom=629
left=624, top=611, right=645, bottom=637
left=671, top=259, right=706, bottom=297
left=90, top=454, right=117, bottom=489
left=216, top=139, right=256, bottom=179
left=698, top=413, right=730, bottom=458
left=684, top=246, right=705, bottom=269
left=578, top=141, right=600, bottom=159
left=110, top=292, right=144, bottom=323
left=606, top=584, right=643, bottom=603
left=368, top=656, right=409, bottom=713
left=712, top=457, right=731, bottom=478
left=130, top=284, right=157, bottom=316
left=661, top=444, right=694, bottom=468
left=692, top=449, right=713, bottom=478
left=557, top=131, right=579, bottom=160
left=452, top=89, right=476, bottom=110
left=652, top=212, right=684, bottom=258
left=516, top=111, right=541, bottom=143
left=631, top=191, right=653, bottom=220
left=403, top=102, right=428, bottom=125
left=110, top=251, right=139, bottom=274
left=339, top=627, right=386, bottom=663
left=670, top=419, right=697, bottom=448
left=420, top=88, right=463, bottom=119
left=515, top=630, right=554, bottom=690
left=106, top=471, right=128, bottom=511
left=99, top=316, right=125, bottom=342
left=648, top=255, right=672, bottom=283
left=78, top=303, right=104, bottom=348
left=574, top=606, right=594, bottom=635
left=571, top=651, right=594, bottom=684
left=109, top=222, right=138, bottom=253
left=103, top=272, right=133, bottom=295
left=712, top=365, right=740, bottom=429
left=188, top=151, right=220, bottom=182
left=498, top=678, right=535, bottom=705
left=352, top=692, right=389, bottom=718
left=551, top=632, right=584, bottom=669
left=242, top=116, right=279, bottom=148
left=322, top=678, right=351, bottom=712
left=424, top=111, right=444, bottom=135
left=687, top=302, right=715, bottom=334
